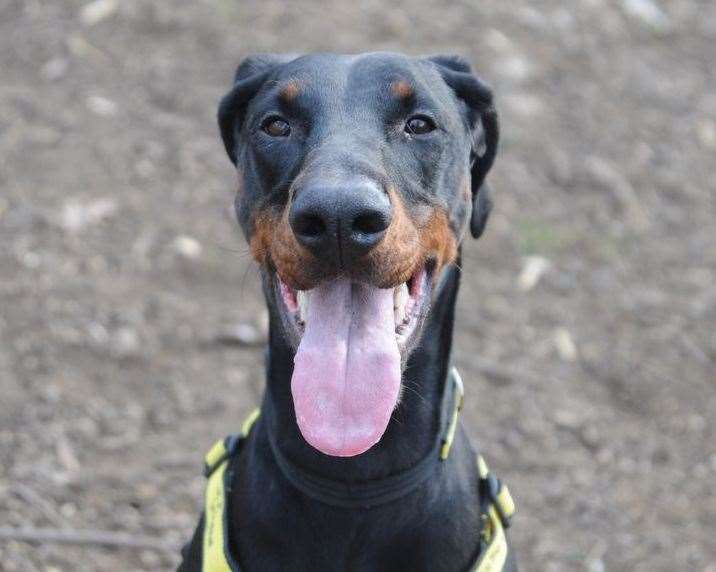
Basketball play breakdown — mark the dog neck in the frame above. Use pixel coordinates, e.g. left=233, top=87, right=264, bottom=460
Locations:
left=260, top=263, right=461, bottom=483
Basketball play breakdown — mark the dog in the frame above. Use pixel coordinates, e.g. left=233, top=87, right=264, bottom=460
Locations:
left=179, top=52, right=516, bottom=572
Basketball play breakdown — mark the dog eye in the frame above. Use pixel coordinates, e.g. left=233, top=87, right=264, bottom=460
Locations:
left=405, top=115, right=436, bottom=135
left=261, top=116, right=291, bottom=137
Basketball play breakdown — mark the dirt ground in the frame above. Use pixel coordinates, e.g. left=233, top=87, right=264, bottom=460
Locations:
left=0, top=0, right=714, bottom=570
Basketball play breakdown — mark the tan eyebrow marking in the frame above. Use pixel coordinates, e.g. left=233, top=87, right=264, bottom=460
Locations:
left=390, top=79, right=414, bottom=99
left=279, top=80, right=300, bottom=102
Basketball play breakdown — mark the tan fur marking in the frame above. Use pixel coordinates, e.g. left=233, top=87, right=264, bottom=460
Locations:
left=390, top=80, right=413, bottom=99
left=279, top=81, right=300, bottom=102
left=250, top=208, right=317, bottom=290
left=417, top=209, right=458, bottom=274
left=361, top=188, right=421, bottom=287
left=249, top=210, right=275, bottom=265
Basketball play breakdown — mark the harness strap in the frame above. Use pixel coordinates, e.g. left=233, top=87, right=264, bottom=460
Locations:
left=440, top=368, right=465, bottom=459
left=202, top=411, right=260, bottom=572
left=473, top=455, right=516, bottom=572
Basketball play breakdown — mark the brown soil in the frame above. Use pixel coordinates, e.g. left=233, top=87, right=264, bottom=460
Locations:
left=1, top=1, right=714, bottom=570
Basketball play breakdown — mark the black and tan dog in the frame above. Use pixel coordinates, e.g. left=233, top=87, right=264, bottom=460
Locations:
left=179, top=52, right=516, bottom=572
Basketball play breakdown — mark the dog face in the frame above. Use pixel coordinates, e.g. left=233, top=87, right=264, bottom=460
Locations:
left=219, top=53, right=498, bottom=456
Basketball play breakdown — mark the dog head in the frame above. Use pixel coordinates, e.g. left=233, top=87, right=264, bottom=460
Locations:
left=219, top=53, right=498, bottom=456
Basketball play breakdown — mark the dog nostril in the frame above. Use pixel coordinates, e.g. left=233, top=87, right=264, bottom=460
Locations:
left=352, top=210, right=390, bottom=237
left=353, top=213, right=385, bottom=235
left=298, top=214, right=326, bottom=238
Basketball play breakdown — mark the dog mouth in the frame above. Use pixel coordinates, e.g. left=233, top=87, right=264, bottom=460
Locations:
left=277, top=265, right=432, bottom=349
left=273, top=264, right=433, bottom=457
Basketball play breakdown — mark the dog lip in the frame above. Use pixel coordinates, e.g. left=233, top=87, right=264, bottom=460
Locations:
left=273, top=274, right=305, bottom=349
left=393, top=265, right=431, bottom=343
left=273, top=264, right=432, bottom=353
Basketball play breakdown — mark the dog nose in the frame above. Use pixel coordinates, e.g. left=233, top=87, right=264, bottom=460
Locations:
left=289, top=182, right=392, bottom=262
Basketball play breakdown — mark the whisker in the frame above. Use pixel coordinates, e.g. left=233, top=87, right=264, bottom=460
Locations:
left=239, top=261, right=261, bottom=295
left=215, top=244, right=253, bottom=258
left=400, top=380, right=430, bottom=408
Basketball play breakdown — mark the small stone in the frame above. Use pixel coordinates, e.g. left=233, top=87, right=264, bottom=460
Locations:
left=484, top=29, right=513, bottom=53
left=86, top=95, right=118, bottom=116
left=87, top=322, right=109, bottom=345
left=56, top=433, right=80, bottom=473
left=216, top=322, right=266, bottom=347
left=697, top=121, right=716, bottom=150
left=173, top=235, right=203, bottom=260
left=79, top=0, right=118, bottom=26
left=139, top=549, right=161, bottom=568
left=553, top=409, right=581, bottom=429
left=580, top=425, right=601, bottom=449
left=111, top=327, right=141, bottom=358
left=499, top=55, right=531, bottom=83
left=20, top=251, right=41, bottom=269
left=67, top=35, right=101, bottom=59
left=60, top=197, right=117, bottom=232
left=515, top=6, right=548, bottom=30
left=503, top=93, right=543, bottom=118
left=517, top=256, right=551, bottom=291
left=554, top=327, right=578, bottom=362
left=622, top=0, right=671, bottom=33
left=60, top=502, right=77, bottom=518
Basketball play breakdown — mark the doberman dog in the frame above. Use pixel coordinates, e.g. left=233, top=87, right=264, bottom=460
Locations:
left=179, top=52, right=517, bottom=571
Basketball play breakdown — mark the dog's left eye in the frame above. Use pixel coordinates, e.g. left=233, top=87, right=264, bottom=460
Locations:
left=262, top=116, right=291, bottom=137
left=405, top=115, right=436, bottom=135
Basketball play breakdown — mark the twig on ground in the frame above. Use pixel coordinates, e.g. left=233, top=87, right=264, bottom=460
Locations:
left=12, top=484, right=68, bottom=529
left=472, top=358, right=560, bottom=386
left=0, top=526, right=178, bottom=553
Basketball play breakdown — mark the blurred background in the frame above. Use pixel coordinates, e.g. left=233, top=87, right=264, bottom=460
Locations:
left=1, top=0, right=714, bottom=570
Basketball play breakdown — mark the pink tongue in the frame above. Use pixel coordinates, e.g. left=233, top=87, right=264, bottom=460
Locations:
left=291, top=278, right=402, bottom=457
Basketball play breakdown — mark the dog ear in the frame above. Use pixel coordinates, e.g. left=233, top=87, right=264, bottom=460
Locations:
left=428, top=55, right=499, bottom=239
left=218, top=54, right=298, bottom=165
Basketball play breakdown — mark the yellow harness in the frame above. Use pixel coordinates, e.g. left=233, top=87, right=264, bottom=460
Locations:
left=200, top=369, right=515, bottom=571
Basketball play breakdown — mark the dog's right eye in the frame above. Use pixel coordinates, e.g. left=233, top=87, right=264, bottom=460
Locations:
left=261, top=116, right=291, bottom=137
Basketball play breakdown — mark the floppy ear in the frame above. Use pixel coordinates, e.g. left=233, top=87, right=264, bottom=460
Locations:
left=428, top=55, right=499, bottom=239
left=218, top=54, right=298, bottom=165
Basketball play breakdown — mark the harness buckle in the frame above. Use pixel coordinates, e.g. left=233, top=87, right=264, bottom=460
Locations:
left=484, top=472, right=514, bottom=529
left=439, top=368, right=465, bottom=460
left=203, top=408, right=261, bottom=478
left=203, top=434, right=242, bottom=478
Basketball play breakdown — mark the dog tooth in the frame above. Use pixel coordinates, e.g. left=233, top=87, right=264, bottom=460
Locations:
left=397, top=283, right=409, bottom=307
left=393, top=283, right=409, bottom=325
left=394, top=302, right=404, bottom=325
left=297, top=290, right=308, bottom=319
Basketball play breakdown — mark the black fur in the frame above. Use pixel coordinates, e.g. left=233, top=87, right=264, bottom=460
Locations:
left=179, top=53, right=514, bottom=571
